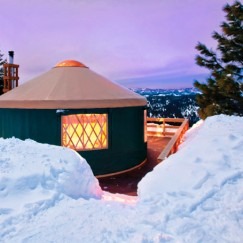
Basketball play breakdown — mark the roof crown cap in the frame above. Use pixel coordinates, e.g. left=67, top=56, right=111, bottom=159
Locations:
left=55, top=60, right=88, bottom=68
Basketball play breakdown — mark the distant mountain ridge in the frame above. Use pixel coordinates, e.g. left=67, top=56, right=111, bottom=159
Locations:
left=131, top=87, right=200, bottom=96
left=132, top=88, right=200, bottom=126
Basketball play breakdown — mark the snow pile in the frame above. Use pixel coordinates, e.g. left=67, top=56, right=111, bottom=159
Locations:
left=138, top=115, right=243, bottom=199
left=0, top=138, right=102, bottom=208
left=0, top=115, right=243, bottom=242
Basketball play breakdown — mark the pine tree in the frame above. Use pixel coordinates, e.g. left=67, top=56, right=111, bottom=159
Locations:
left=194, top=1, right=243, bottom=119
left=0, top=50, right=6, bottom=95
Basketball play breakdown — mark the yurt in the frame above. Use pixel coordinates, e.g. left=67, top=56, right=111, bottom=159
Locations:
left=0, top=60, right=147, bottom=176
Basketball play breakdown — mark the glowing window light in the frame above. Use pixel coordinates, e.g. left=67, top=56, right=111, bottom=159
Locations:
left=62, top=114, right=108, bottom=151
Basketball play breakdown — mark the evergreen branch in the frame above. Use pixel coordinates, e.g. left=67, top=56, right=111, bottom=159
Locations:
left=193, top=1, right=243, bottom=119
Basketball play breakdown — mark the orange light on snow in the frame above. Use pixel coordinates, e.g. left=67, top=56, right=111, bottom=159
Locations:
left=102, top=193, right=137, bottom=205
left=62, top=114, right=108, bottom=151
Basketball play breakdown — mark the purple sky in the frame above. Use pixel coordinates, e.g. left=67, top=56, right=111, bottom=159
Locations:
left=1, top=0, right=233, bottom=89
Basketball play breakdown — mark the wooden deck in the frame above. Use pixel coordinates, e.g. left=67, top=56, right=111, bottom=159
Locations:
left=98, top=118, right=189, bottom=196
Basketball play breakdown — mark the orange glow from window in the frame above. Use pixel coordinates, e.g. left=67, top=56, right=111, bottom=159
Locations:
left=62, top=114, right=108, bottom=151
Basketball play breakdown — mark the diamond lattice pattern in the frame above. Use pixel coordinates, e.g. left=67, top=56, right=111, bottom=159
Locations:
left=62, top=114, right=108, bottom=151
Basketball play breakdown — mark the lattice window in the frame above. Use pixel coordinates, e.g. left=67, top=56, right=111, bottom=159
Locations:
left=62, top=114, right=108, bottom=151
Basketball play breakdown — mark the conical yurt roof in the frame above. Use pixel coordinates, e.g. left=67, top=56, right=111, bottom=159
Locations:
left=0, top=60, right=147, bottom=109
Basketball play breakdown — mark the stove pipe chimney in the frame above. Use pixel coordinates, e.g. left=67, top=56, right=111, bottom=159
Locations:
left=9, top=51, right=14, bottom=64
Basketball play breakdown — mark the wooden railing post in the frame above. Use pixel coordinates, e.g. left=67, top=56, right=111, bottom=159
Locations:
left=162, top=118, right=165, bottom=136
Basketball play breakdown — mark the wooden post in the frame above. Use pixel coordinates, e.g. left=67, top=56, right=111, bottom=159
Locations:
left=162, top=118, right=165, bottom=136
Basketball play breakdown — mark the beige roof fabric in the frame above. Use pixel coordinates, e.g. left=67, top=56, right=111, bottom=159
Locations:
left=0, top=66, right=147, bottom=109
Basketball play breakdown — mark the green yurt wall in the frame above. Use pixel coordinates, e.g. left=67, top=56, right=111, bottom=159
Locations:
left=0, top=106, right=146, bottom=175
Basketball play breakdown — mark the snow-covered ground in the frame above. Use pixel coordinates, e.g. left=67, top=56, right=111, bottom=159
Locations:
left=0, top=115, right=243, bottom=242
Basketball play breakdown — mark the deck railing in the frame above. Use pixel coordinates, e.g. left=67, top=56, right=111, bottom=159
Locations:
left=147, top=117, right=189, bottom=161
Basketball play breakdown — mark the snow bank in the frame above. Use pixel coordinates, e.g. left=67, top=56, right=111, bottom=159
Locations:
left=0, top=138, right=102, bottom=210
left=138, top=115, right=243, bottom=199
